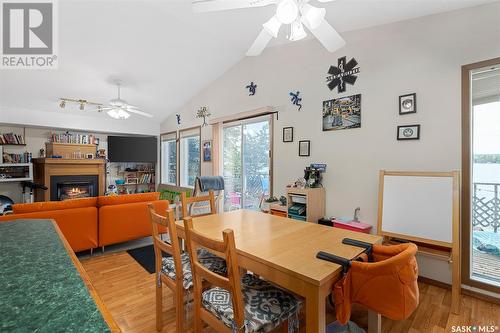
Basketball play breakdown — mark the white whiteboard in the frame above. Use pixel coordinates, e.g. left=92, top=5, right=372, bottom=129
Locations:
left=381, top=175, right=453, bottom=244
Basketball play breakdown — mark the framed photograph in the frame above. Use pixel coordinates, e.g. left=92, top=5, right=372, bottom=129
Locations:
left=202, top=140, right=212, bottom=162
left=397, top=125, right=420, bottom=140
left=86, top=153, right=94, bottom=159
left=399, top=93, right=417, bottom=115
left=283, top=127, right=293, bottom=142
left=322, top=94, right=361, bottom=131
left=299, top=140, right=310, bottom=157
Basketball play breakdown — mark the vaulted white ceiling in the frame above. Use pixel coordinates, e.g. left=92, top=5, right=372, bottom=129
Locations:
left=0, top=0, right=495, bottom=131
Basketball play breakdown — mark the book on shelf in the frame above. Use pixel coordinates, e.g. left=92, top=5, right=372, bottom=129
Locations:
left=0, top=133, right=25, bottom=145
left=49, top=132, right=97, bottom=145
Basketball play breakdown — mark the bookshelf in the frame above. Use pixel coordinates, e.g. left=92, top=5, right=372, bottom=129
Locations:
left=113, top=164, right=156, bottom=194
left=0, top=128, right=29, bottom=163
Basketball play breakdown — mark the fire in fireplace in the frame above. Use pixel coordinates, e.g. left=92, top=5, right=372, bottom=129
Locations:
left=57, top=182, right=93, bottom=201
left=50, top=175, right=98, bottom=201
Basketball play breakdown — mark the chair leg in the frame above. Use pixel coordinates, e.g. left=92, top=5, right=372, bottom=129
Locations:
left=90, top=248, right=93, bottom=256
left=156, top=281, right=163, bottom=331
left=193, top=298, right=202, bottom=333
left=282, top=319, right=289, bottom=333
left=175, top=287, right=184, bottom=333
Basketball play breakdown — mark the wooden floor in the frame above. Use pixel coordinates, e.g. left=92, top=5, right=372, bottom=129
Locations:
left=81, top=251, right=500, bottom=333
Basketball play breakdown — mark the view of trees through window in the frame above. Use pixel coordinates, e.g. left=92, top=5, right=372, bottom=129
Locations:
left=223, top=119, right=270, bottom=211
left=181, top=136, right=200, bottom=187
left=161, top=138, right=177, bottom=185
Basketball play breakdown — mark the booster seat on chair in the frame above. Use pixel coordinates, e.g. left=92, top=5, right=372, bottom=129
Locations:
left=317, top=239, right=419, bottom=325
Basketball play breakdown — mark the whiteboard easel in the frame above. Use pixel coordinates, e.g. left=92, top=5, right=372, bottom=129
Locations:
left=377, top=170, right=461, bottom=314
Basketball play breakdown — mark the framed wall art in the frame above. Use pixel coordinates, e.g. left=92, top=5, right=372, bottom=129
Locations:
left=283, top=127, right=293, bottom=142
left=299, top=140, right=310, bottom=157
left=399, top=93, right=417, bottom=115
left=397, top=124, right=420, bottom=140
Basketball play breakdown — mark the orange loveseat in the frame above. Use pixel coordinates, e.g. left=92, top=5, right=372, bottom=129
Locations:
left=0, top=192, right=168, bottom=252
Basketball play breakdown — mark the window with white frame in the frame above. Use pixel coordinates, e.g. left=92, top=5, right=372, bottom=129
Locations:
left=160, top=132, right=177, bottom=185
left=179, top=127, right=200, bottom=187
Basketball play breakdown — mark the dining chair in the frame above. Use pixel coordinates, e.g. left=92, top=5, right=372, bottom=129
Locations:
left=183, top=216, right=303, bottom=333
left=148, top=204, right=228, bottom=332
left=181, top=189, right=216, bottom=218
left=148, top=204, right=190, bottom=332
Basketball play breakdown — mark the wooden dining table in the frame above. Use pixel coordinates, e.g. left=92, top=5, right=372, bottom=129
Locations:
left=175, top=209, right=383, bottom=333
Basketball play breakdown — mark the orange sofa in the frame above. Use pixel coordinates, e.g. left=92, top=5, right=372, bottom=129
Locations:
left=0, top=192, right=168, bottom=252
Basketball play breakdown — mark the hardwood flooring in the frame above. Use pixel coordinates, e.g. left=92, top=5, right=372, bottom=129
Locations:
left=81, top=251, right=500, bottom=333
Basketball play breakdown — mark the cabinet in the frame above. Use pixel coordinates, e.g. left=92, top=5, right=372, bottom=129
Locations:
left=286, top=187, right=325, bottom=223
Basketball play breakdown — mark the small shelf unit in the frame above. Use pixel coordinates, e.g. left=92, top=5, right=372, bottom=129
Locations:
left=286, top=187, right=325, bottom=223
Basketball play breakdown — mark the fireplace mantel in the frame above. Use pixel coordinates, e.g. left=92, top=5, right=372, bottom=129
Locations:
left=33, top=158, right=106, bottom=202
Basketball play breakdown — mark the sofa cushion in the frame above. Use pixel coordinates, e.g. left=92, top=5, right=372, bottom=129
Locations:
left=97, top=192, right=160, bottom=207
left=12, top=197, right=98, bottom=214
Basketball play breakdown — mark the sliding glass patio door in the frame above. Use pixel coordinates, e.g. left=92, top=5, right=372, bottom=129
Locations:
left=222, top=116, right=271, bottom=211
left=463, top=59, right=500, bottom=292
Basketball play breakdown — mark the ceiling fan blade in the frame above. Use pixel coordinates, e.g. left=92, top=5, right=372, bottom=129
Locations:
left=303, top=18, right=345, bottom=53
left=316, top=0, right=337, bottom=2
left=192, top=0, right=276, bottom=13
left=126, top=108, right=154, bottom=118
left=246, top=28, right=273, bottom=56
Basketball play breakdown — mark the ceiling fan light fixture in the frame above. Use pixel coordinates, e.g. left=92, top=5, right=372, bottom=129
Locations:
left=289, top=20, right=307, bottom=41
left=276, top=0, right=299, bottom=24
left=300, top=3, right=326, bottom=30
left=107, top=109, right=130, bottom=120
left=263, top=15, right=281, bottom=38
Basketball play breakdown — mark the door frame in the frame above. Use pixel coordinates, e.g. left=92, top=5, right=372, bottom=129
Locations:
left=461, top=57, right=500, bottom=293
left=221, top=114, right=274, bottom=209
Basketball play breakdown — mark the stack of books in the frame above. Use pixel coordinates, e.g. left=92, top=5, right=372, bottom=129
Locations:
left=138, top=173, right=153, bottom=184
left=50, top=132, right=97, bottom=145
left=0, top=133, right=25, bottom=144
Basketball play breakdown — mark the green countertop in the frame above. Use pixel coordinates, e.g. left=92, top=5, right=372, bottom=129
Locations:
left=0, top=219, right=110, bottom=333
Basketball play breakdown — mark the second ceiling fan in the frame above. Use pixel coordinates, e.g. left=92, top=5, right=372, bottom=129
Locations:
left=193, top=0, right=345, bottom=56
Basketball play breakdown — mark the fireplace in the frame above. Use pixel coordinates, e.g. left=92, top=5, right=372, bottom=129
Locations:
left=50, top=175, right=99, bottom=201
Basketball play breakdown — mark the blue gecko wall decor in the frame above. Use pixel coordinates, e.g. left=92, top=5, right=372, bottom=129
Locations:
left=289, top=91, right=302, bottom=111
left=246, top=82, right=257, bottom=96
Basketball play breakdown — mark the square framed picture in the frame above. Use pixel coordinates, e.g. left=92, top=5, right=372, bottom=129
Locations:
left=399, top=93, right=417, bottom=115
left=397, top=125, right=420, bottom=140
left=323, top=94, right=361, bottom=131
left=283, top=127, right=293, bottom=142
left=299, top=140, right=310, bottom=156
left=202, top=140, right=212, bottom=162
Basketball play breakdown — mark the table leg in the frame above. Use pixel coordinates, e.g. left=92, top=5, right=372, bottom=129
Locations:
left=305, top=291, right=326, bottom=333
left=367, top=310, right=381, bottom=333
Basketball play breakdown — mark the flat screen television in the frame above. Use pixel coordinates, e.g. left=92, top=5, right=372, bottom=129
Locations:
left=108, top=136, right=157, bottom=163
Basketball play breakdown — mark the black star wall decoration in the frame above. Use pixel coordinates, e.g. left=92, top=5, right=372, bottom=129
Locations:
left=326, top=56, right=360, bottom=93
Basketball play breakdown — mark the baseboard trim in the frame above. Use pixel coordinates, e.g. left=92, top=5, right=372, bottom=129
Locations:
left=418, top=276, right=500, bottom=305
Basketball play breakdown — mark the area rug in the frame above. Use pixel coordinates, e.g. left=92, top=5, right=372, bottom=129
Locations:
left=127, top=245, right=170, bottom=274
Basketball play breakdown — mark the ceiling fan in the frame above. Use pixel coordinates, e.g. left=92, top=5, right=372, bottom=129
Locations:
left=192, top=0, right=345, bottom=56
left=60, top=81, right=154, bottom=120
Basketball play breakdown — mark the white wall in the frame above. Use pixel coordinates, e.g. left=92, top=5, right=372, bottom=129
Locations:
left=161, top=3, right=500, bottom=283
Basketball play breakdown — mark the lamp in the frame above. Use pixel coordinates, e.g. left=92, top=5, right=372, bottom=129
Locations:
left=107, top=109, right=130, bottom=120
left=276, top=0, right=299, bottom=25
left=79, top=101, right=85, bottom=110
left=300, top=3, right=326, bottom=30
left=59, top=100, right=66, bottom=108
left=289, top=20, right=307, bottom=41
left=263, top=15, right=281, bottom=38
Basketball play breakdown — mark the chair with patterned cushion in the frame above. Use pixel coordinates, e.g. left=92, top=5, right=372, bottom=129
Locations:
left=148, top=204, right=228, bottom=332
left=183, top=216, right=303, bottom=333
left=148, top=204, right=188, bottom=332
